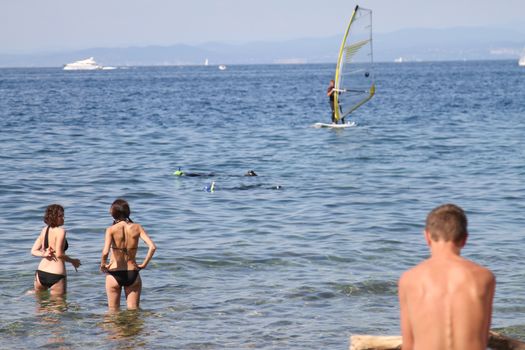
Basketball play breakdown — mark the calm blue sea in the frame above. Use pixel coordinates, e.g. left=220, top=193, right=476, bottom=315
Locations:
left=0, top=61, right=524, bottom=349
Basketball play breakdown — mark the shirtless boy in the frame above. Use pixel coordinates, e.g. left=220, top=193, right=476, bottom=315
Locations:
left=398, top=204, right=495, bottom=350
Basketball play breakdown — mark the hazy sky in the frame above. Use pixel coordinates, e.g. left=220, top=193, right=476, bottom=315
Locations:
left=1, top=0, right=523, bottom=53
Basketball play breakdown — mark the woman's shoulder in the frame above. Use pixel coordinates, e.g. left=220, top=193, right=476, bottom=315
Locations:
left=106, top=222, right=142, bottom=233
left=105, top=224, right=119, bottom=235
left=53, top=226, right=67, bottom=236
left=129, top=222, right=143, bottom=232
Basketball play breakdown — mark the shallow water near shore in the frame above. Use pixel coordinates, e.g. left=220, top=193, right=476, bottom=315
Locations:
left=0, top=61, right=524, bottom=349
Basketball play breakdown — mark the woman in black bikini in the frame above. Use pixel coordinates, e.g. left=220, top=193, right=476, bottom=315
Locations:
left=100, top=199, right=156, bottom=311
left=31, top=204, right=81, bottom=296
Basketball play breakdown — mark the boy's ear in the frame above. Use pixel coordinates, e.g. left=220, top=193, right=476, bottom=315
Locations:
left=457, top=232, right=468, bottom=248
left=424, top=229, right=432, bottom=247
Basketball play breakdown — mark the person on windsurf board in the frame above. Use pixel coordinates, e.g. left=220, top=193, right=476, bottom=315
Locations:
left=327, top=79, right=346, bottom=124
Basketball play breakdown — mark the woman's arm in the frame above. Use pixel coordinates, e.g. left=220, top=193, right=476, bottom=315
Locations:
left=31, top=233, right=43, bottom=257
left=31, top=230, right=55, bottom=260
left=100, top=228, right=112, bottom=272
left=55, top=229, right=81, bottom=271
left=60, top=254, right=81, bottom=271
left=136, top=226, right=156, bottom=270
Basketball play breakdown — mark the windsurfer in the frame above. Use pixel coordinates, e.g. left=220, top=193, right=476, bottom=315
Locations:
left=327, top=80, right=345, bottom=124
left=327, top=80, right=336, bottom=123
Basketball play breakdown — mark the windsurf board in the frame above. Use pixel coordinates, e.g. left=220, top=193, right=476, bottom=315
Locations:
left=312, top=121, right=357, bottom=129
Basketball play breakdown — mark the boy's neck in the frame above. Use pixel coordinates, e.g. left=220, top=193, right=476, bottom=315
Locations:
left=429, top=240, right=462, bottom=258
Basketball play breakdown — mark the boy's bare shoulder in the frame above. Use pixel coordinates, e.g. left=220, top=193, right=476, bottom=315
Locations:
left=452, top=258, right=495, bottom=292
left=474, top=262, right=496, bottom=284
left=399, top=260, right=430, bottom=285
left=462, top=258, right=494, bottom=277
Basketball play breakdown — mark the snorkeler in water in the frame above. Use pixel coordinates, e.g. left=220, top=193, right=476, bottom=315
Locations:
left=173, top=168, right=214, bottom=177
left=175, top=168, right=282, bottom=191
left=174, top=168, right=257, bottom=177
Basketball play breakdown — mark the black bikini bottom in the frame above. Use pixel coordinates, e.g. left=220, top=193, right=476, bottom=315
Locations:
left=108, top=270, right=140, bottom=287
left=36, top=270, right=66, bottom=288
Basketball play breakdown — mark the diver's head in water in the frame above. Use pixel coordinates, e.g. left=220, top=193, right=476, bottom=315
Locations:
left=245, top=170, right=257, bottom=176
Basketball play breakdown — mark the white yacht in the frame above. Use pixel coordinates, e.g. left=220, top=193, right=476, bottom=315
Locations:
left=519, top=52, right=525, bottom=67
left=218, top=64, right=227, bottom=70
left=63, top=57, right=114, bottom=70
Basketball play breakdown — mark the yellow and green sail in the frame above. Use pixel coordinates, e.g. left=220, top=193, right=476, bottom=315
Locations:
left=334, top=5, right=375, bottom=121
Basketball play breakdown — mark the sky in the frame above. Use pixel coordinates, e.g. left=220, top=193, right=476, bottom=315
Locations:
left=1, top=0, right=524, bottom=53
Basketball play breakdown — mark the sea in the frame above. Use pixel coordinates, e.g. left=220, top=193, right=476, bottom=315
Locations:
left=0, top=61, right=523, bottom=349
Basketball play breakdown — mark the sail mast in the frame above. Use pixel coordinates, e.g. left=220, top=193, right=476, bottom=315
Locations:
left=334, top=5, right=359, bottom=122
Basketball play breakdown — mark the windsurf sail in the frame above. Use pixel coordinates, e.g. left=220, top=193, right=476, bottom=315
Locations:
left=334, top=5, right=375, bottom=121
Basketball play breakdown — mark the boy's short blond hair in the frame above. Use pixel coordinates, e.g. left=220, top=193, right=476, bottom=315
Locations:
left=425, top=204, right=468, bottom=243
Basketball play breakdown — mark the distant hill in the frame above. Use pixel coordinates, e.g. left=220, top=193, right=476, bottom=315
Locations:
left=0, top=26, right=523, bottom=67
left=376, top=27, right=525, bottom=62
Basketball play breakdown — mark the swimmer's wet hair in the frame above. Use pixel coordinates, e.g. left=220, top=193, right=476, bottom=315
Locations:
left=425, top=203, right=467, bottom=243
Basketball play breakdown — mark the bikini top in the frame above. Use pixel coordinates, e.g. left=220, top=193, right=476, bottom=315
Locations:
left=111, top=219, right=137, bottom=257
left=44, top=226, right=68, bottom=251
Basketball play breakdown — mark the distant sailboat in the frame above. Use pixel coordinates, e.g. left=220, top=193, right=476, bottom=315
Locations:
left=519, top=50, right=525, bottom=67
left=204, top=58, right=209, bottom=66
left=218, top=64, right=227, bottom=70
